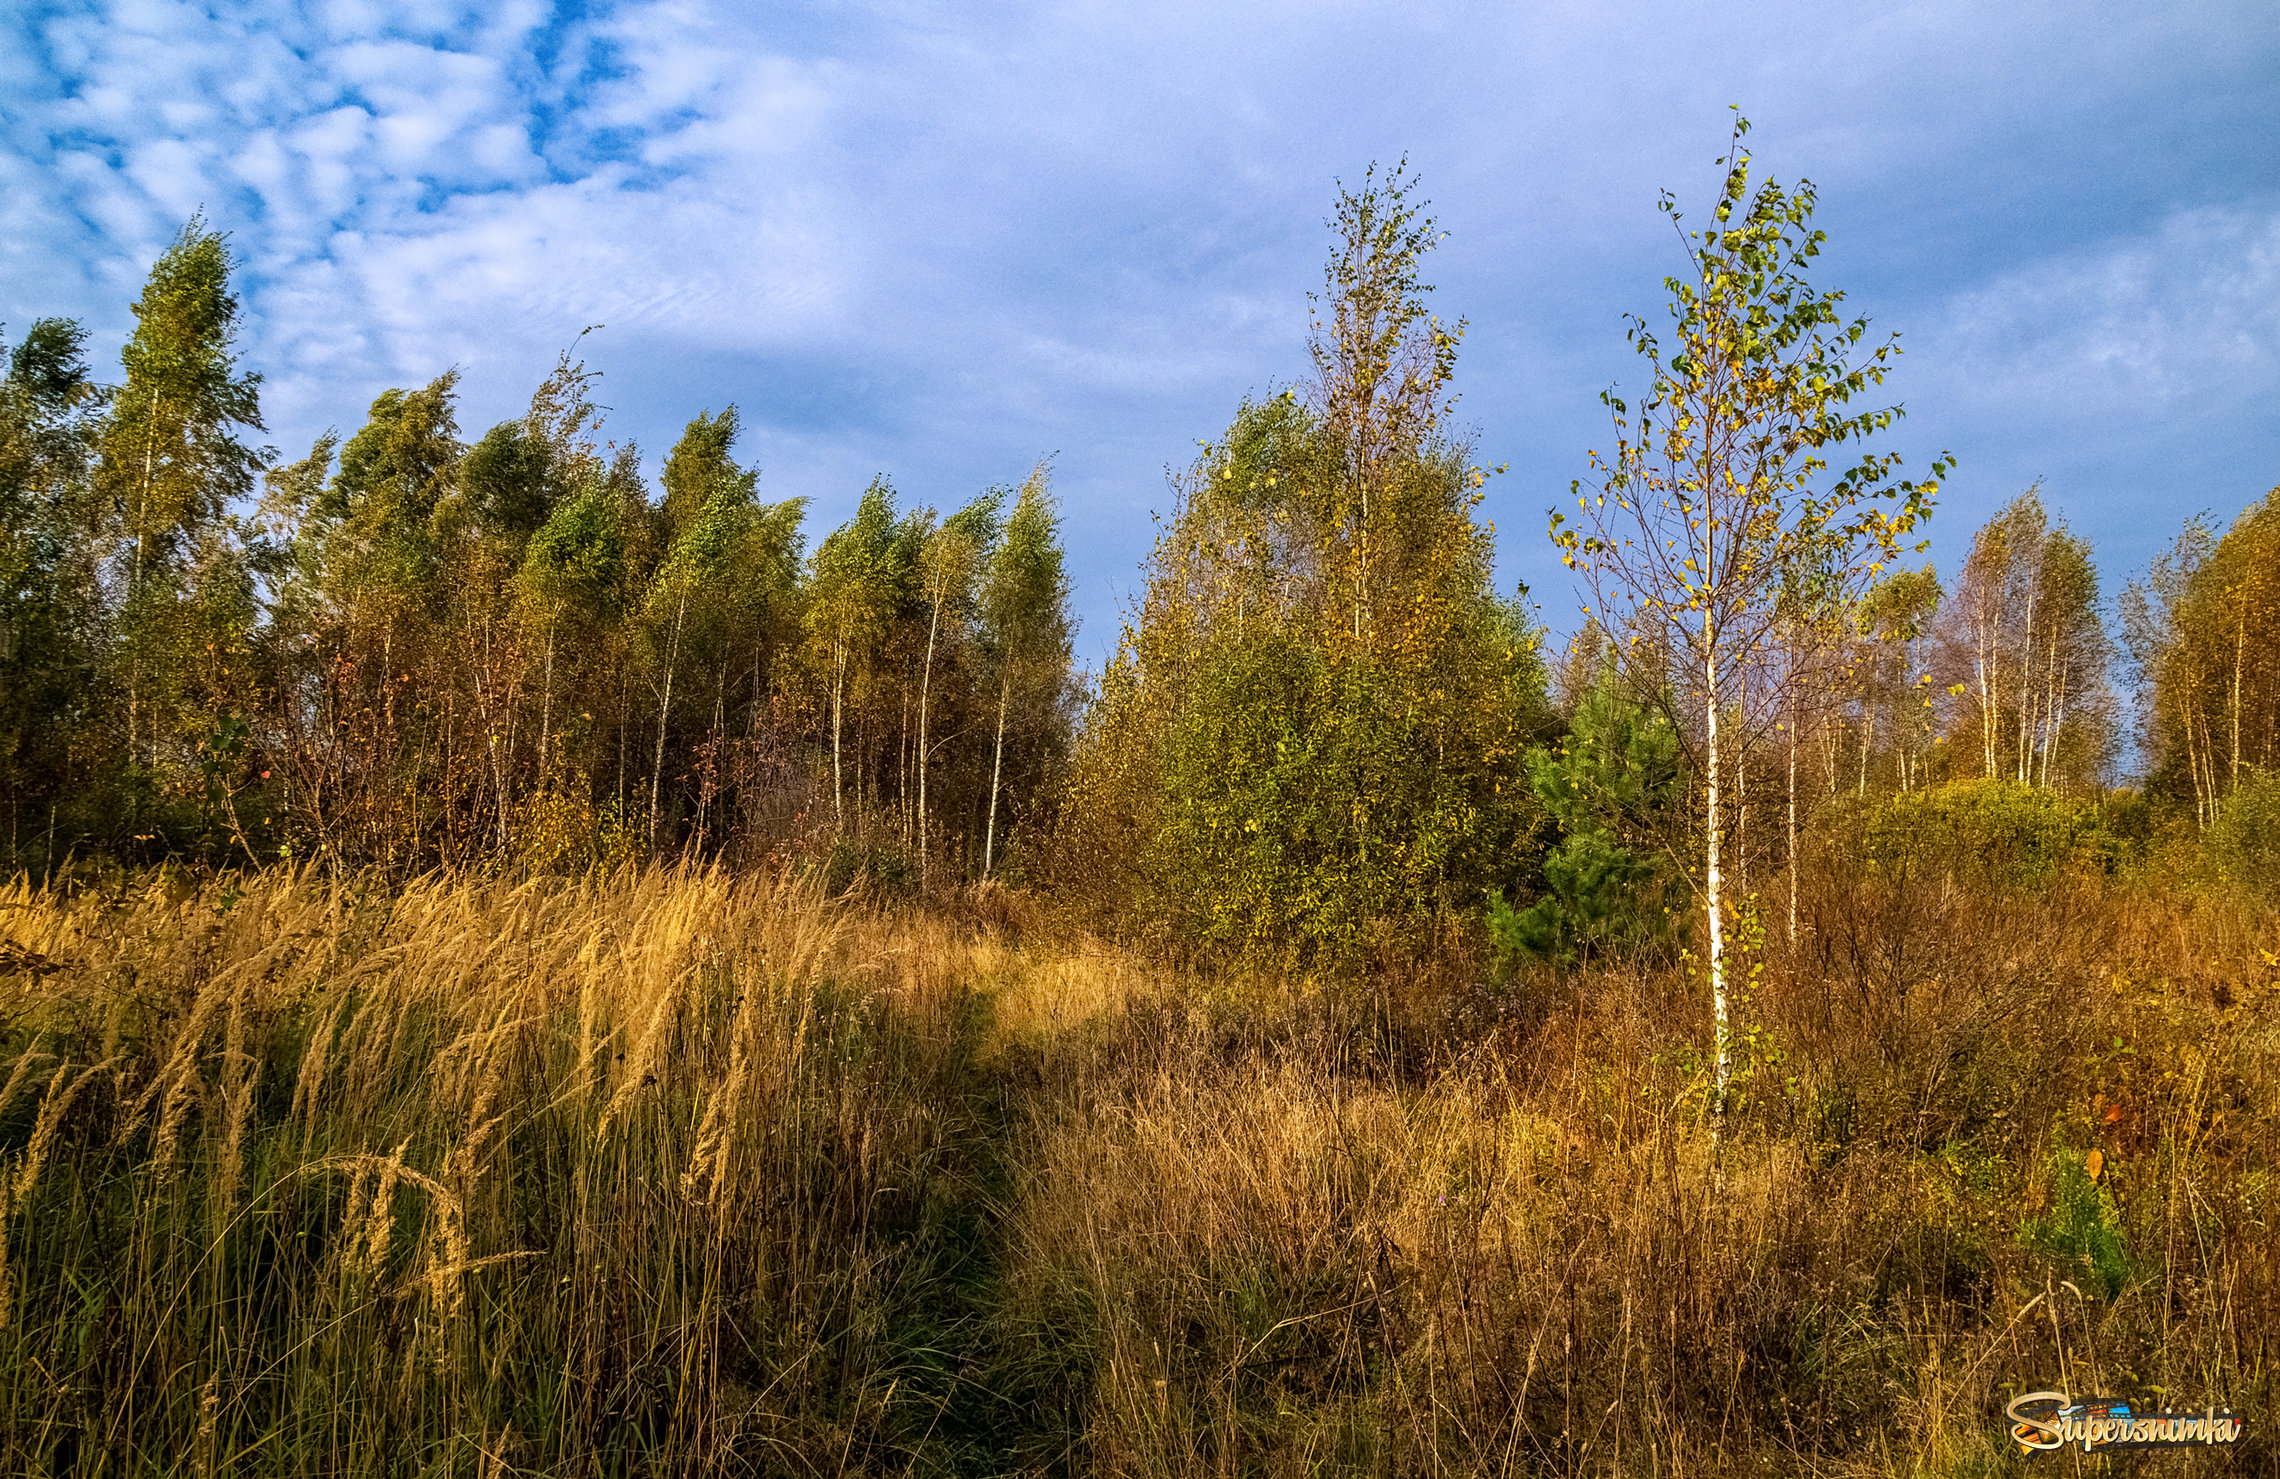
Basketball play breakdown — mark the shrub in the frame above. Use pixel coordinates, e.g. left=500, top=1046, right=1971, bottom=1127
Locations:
left=2022, top=1144, right=2135, bottom=1299
left=2206, top=770, right=2280, bottom=898
left=1863, top=778, right=2117, bottom=887
left=819, top=835, right=912, bottom=896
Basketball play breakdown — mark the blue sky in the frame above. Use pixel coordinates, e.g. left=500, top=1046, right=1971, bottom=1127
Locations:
left=5, top=0, right=2276, bottom=669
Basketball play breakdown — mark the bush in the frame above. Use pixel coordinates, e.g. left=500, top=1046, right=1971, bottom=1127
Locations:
left=1863, top=779, right=2117, bottom=887
left=2023, top=1144, right=2135, bottom=1300
left=819, top=835, right=912, bottom=896
left=2206, top=770, right=2280, bottom=898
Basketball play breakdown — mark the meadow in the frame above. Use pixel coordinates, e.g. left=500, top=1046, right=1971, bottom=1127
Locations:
left=0, top=852, right=2270, bottom=1476
left=6, top=146, right=2279, bottom=1476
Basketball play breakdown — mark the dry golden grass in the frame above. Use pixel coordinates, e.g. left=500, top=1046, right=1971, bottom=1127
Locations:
left=987, top=864, right=2280, bottom=1476
left=0, top=862, right=2273, bottom=1475
left=0, top=866, right=1006, bottom=1474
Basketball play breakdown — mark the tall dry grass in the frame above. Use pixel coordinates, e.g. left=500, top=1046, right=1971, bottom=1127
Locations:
left=0, top=862, right=2273, bottom=1475
left=0, top=866, right=1016, bottom=1474
left=986, top=862, right=2280, bottom=1476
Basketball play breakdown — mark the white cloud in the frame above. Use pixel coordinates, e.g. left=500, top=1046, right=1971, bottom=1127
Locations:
left=3, top=0, right=2274, bottom=652
left=1932, top=207, right=2280, bottom=413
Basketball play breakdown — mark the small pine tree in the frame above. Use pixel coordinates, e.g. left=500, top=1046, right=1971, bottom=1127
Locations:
left=1488, top=669, right=1683, bottom=968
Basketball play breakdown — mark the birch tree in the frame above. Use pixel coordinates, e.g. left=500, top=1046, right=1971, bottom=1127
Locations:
left=1308, top=159, right=1461, bottom=641
left=641, top=411, right=758, bottom=847
left=1939, top=491, right=2114, bottom=791
left=2123, top=515, right=2217, bottom=822
left=977, top=464, right=1071, bottom=879
left=1550, top=113, right=1944, bottom=1110
left=1063, top=167, right=1548, bottom=955
left=1857, top=564, right=1941, bottom=795
left=803, top=480, right=911, bottom=828
left=1765, top=558, right=1855, bottom=944
left=2129, top=490, right=2280, bottom=820
left=516, top=473, right=626, bottom=786
left=94, top=220, right=269, bottom=777
left=914, top=489, right=1004, bottom=883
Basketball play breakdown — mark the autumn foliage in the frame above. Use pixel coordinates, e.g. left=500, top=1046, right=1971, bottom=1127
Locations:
left=1, top=132, right=2277, bottom=1479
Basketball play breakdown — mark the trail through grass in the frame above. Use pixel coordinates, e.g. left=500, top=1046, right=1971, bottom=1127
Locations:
left=0, top=865, right=2273, bottom=1475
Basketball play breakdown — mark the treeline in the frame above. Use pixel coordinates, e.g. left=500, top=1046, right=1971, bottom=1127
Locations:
left=1538, top=468, right=2280, bottom=888
left=1044, top=140, right=2280, bottom=976
left=0, top=223, right=1074, bottom=880
left=7, top=159, right=2279, bottom=940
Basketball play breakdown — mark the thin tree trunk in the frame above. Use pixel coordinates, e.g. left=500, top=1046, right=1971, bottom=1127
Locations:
left=2043, top=655, right=2069, bottom=789
left=1976, top=599, right=1999, bottom=779
left=488, top=710, right=510, bottom=849
left=1705, top=625, right=1728, bottom=1119
left=1787, top=702, right=1798, bottom=946
left=479, top=620, right=511, bottom=850
left=649, top=596, right=685, bottom=850
left=697, top=662, right=725, bottom=851
left=2232, top=609, right=2245, bottom=793
left=984, top=671, right=1010, bottom=879
left=1737, top=748, right=1748, bottom=895
left=2184, top=706, right=2204, bottom=829
left=918, top=592, right=942, bottom=886
left=2015, top=582, right=2037, bottom=782
left=2039, top=610, right=2062, bottom=783
left=2192, top=700, right=2215, bottom=828
left=537, top=616, right=557, bottom=781
left=501, top=608, right=520, bottom=818
left=1905, top=637, right=1922, bottom=791
left=830, top=640, right=847, bottom=827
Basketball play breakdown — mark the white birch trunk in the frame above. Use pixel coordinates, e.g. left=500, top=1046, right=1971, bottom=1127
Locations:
left=918, top=593, right=940, bottom=884
left=2232, top=611, right=2245, bottom=793
left=648, top=596, right=685, bottom=849
left=1786, top=705, right=1798, bottom=946
left=831, top=639, right=847, bottom=827
left=537, top=619, right=556, bottom=782
left=1705, top=623, right=1729, bottom=1114
left=985, top=672, right=1010, bottom=879
left=2015, top=582, right=2037, bottom=782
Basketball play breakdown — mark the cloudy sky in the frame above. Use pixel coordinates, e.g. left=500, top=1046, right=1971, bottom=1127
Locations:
left=5, top=0, right=2275, bottom=666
